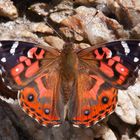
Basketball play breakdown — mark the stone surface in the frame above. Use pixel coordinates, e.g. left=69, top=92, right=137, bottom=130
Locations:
left=50, top=10, right=74, bottom=23
left=30, top=22, right=54, bottom=34
left=131, top=23, right=140, bottom=38
left=107, top=0, right=140, bottom=28
left=102, top=128, right=117, bottom=140
left=115, top=90, right=136, bottom=125
left=29, top=3, right=49, bottom=17
left=61, top=6, right=128, bottom=44
left=0, top=0, right=18, bottom=19
left=44, top=36, right=65, bottom=49
left=135, top=129, right=140, bottom=138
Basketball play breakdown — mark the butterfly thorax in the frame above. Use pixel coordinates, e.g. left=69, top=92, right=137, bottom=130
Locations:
left=60, top=44, right=78, bottom=104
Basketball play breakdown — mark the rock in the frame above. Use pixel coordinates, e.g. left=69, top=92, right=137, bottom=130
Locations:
left=60, top=26, right=84, bottom=41
left=49, top=0, right=74, bottom=23
left=29, top=3, right=49, bottom=17
left=102, top=128, right=117, bottom=140
left=50, top=10, right=73, bottom=23
left=92, top=124, right=117, bottom=140
left=107, top=0, right=140, bottom=28
left=121, top=135, right=137, bottom=140
left=60, top=16, right=85, bottom=41
left=0, top=20, right=37, bottom=40
left=128, top=87, right=140, bottom=124
left=30, top=22, right=54, bottom=34
left=30, top=1, right=73, bottom=18
left=0, top=99, right=32, bottom=140
left=78, top=42, right=91, bottom=49
left=135, top=129, right=140, bottom=138
left=44, top=36, right=65, bottom=49
left=115, top=90, right=136, bottom=125
left=121, top=135, right=130, bottom=140
left=83, top=11, right=117, bottom=44
left=75, top=5, right=97, bottom=16
left=96, top=3, right=111, bottom=16
left=55, top=0, right=73, bottom=10
left=61, top=6, right=128, bottom=44
left=0, top=0, right=18, bottom=20
left=131, top=23, right=140, bottom=38
left=70, top=127, right=94, bottom=140
left=70, top=0, right=107, bottom=5
left=127, top=81, right=140, bottom=97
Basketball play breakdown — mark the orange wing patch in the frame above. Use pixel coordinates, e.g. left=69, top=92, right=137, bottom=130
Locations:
left=18, top=71, right=62, bottom=127
left=70, top=73, right=117, bottom=127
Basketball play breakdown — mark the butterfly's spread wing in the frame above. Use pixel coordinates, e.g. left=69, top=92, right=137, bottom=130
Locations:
left=70, top=40, right=140, bottom=127
left=0, top=41, right=63, bottom=127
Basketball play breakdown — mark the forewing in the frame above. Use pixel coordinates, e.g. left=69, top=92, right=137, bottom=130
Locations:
left=0, top=41, right=59, bottom=90
left=78, top=40, right=140, bottom=89
left=0, top=41, right=63, bottom=127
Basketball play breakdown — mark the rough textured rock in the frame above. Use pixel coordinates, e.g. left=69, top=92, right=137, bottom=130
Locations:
left=115, top=90, right=136, bottom=125
left=131, top=23, right=140, bottom=38
left=0, top=0, right=140, bottom=140
left=136, top=129, right=140, bottom=138
left=0, top=0, right=18, bottom=20
left=29, top=3, right=49, bottom=17
left=107, top=0, right=140, bottom=28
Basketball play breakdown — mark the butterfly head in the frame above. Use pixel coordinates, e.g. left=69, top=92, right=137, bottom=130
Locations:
left=63, top=42, right=74, bottom=52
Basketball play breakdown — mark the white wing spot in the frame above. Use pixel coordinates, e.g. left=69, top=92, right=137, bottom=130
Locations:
left=53, top=124, right=60, bottom=128
left=35, top=118, right=39, bottom=123
left=18, top=90, right=21, bottom=95
left=1, top=66, right=5, bottom=72
left=10, top=41, right=19, bottom=55
left=73, top=124, right=80, bottom=128
left=121, top=41, right=130, bottom=55
left=0, top=69, right=2, bottom=75
left=0, top=96, right=15, bottom=104
left=15, top=68, right=19, bottom=72
left=42, top=124, right=46, bottom=127
left=2, top=77, right=5, bottom=82
left=1, top=57, right=6, bottom=63
left=0, top=42, right=2, bottom=48
left=138, top=43, right=140, bottom=47
left=134, top=57, right=139, bottom=62
left=6, top=86, right=12, bottom=90
left=107, top=51, right=112, bottom=58
left=121, top=68, right=124, bottom=72
left=27, top=51, right=33, bottom=58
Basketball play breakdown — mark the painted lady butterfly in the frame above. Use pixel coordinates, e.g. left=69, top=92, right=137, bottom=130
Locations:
left=0, top=40, right=140, bottom=127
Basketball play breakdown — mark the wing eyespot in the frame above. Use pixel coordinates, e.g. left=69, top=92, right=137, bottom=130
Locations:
left=84, top=110, right=90, bottom=116
left=102, top=96, right=109, bottom=104
left=44, top=108, right=50, bottom=115
left=27, top=94, right=34, bottom=102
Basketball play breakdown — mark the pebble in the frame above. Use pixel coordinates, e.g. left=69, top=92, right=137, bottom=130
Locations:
left=0, top=0, right=18, bottom=19
left=115, top=90, right=136, bottom=125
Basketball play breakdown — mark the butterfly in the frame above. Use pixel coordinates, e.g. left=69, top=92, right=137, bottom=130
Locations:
left=0, top=40, right=140, bottom=128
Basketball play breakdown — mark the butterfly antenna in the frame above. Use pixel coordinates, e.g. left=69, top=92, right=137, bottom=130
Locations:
left=43, top=2, right=97, bottom=44
left=67, top=10, right=99, bottom=41
left=44, top=18, right=64, bottom=40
